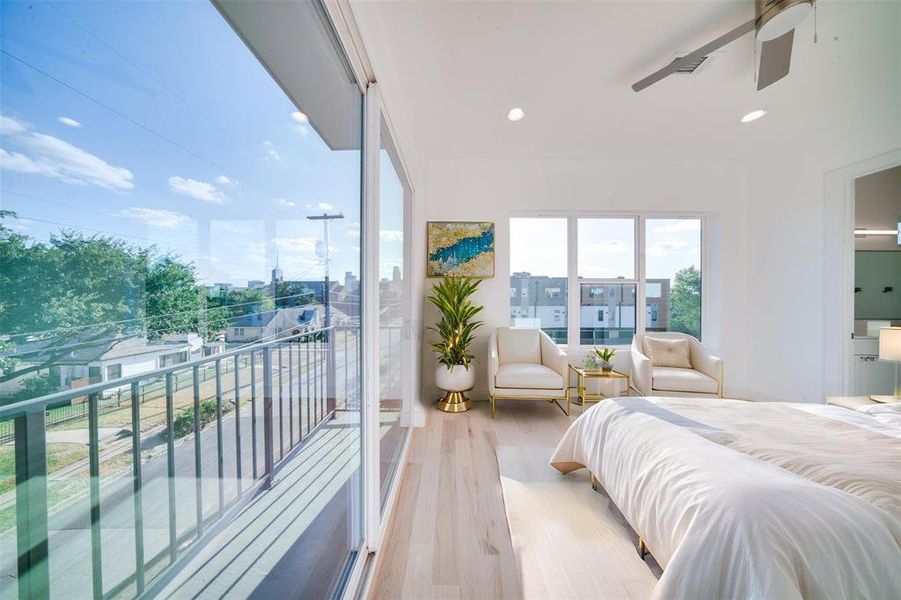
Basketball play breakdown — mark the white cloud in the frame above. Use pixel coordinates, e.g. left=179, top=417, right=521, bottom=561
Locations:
left=215, top=174, right=235, bottom=186
left=273, top=198, right=296, bottom=208
left=0, top=117, right=134, bottom=190
left=0, top=115, right=27, bottom=135
left=167, top=176, right=227, bottom=203
left=305, top=202, right=334, bottom=211
left=582, top=240, right=630, bottom=253
left=652, top=220, right=700, bottom=233
left=273, top=236, right=318, bottom=253
left=345, top=222, right=361, bottom=237
left=263, top=140, right=282, bottom=161
left=212, top=221, right=256, bottom=235
left=57, top=116, right=82, bottom=128
left=379, top=230, right=403, bottom=242
left=646, top=240, right=691, bottom=257
left=290, top=111, right=310, bottom=137
left=118, top=207, right=193, bottom=229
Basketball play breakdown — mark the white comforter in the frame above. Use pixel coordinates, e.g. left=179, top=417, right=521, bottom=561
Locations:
left=550, top=397, right=901, bottom=599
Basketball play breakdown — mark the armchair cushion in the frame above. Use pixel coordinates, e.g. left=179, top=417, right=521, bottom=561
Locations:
left=652, top=367, right=718, bottom=394
left=495, top=363, right=564, bottom=390
left=497, top=327, right=541, bottom=365
left=644, top=336, right=692, bottom=369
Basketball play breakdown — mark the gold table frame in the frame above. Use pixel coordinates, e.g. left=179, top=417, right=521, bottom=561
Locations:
left=569, top=364, right=631, bottom=410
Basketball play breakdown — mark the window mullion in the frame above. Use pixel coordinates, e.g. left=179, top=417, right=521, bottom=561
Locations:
left=637, top=216, right=646, bottom=336
left=567, top=215, right=578, bottom=347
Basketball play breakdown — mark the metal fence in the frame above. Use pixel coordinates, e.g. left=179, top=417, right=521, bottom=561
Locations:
left=0, top=325, right=361, bottom=600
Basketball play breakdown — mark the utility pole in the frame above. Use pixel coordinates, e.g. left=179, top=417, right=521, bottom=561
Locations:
left=308, top=212, right=344, bottom=417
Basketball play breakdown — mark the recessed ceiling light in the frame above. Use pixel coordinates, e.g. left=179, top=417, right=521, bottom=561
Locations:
left=739, top=109, right=767, bottom=124
left=507, top=107, right=525, bottom=122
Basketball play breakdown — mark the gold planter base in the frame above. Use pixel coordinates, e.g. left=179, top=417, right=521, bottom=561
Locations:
left=437, top=391, right=472, bottom=413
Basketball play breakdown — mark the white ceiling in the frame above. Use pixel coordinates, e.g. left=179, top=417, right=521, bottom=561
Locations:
left=350, top=0, right=900, bottom=168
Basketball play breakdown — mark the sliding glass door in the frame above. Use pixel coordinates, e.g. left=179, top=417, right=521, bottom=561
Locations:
left=377, top=117, right=411, bottom=512
left=1, top=1, right=367, bottom=598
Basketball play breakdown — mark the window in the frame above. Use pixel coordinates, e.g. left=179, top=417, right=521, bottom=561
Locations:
left=509, top=218, right=568, bottom=343
left=579, top=218, right=638, bottom=345
left=645, top=219, right=702, bottom=338
left=106, top=364, right=122, bottom=381
left=509, top=215, right=704, bottom=347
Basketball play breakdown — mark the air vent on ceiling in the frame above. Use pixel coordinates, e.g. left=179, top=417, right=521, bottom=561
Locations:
left=673, top=55, right=709, bottom=74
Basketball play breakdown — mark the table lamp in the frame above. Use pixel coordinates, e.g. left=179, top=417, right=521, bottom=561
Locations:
left=874, top=327, right=901, bottom=402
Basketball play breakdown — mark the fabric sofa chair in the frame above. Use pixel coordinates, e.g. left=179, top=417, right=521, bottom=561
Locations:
left=488, top=327, right=569, bottom=418
left=630, top=332, right=723, bottom=398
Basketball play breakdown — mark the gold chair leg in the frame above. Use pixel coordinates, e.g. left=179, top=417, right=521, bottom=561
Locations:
left=490, top=395, right=496, bottom=419
left=638, top=537, right=649, bottom=559
left=590, top=472, right=598, bottom=491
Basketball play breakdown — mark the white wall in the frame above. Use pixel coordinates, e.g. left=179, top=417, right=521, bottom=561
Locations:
left=419, top=158, right=751, bottom=404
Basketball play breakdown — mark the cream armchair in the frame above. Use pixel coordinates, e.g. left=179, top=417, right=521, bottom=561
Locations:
left=488, top=327, right=569, bottom=418
left=630, top=332, right=723, bottom=397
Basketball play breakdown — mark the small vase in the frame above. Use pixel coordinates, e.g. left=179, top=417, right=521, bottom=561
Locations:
left=600, top=361, right=613, bottom=372
left=436, top=364, right=475, bottom=413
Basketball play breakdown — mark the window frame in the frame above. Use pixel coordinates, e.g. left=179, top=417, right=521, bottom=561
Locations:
left=510, top=211, right=708, bottom=349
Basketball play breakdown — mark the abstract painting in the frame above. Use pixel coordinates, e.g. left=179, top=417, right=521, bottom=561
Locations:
left=427, top=221, right=495, bottom=278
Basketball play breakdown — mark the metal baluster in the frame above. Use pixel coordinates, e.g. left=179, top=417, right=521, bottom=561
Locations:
left=13, top=410, right=49, bottom=599
left=215, top=360, right=224, bottom=514
left=305, top=336, right=311, bottom=436
left=165, top=374, right=177, bottom=564
left=130, top=382, right=145, bottom=594
left=296, top=341, right=303, bottom=441
left=250, top=351, right=258, bottom=479
left=288, top=344, right=294, bottom=448
left=234, top=354, right=242, bottom=497
left=313, top=337, right=319, bottom=425
left=88, top=393, right=103, bottom=600
left=192, top=366, right=203, bottom=537
left=263, top=348, right=274, bottom=477
left=344, top=328, right=348, bottom=410
left=278, top=344, right=284, bottom=460
left=321, top=336, right=327, bottom=419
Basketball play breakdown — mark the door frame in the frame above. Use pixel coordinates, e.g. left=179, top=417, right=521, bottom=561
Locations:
left=822, top=149, right=901, bottom=397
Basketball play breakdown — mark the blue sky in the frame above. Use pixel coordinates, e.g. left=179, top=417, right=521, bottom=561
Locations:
left=0, top=0, right=401, bottom=286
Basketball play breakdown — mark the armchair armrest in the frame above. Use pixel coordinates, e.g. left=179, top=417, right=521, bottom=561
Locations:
left=539, top=332, right=568, bottom=387
left=630, top=345, right=652, bottom=396
left=488, top=332, right=499, bottom=395
left=692, top=350, right=723, bottom=395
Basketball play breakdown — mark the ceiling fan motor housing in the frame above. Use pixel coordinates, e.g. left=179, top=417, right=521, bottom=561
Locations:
left=756, top=0, right=814, bottom=41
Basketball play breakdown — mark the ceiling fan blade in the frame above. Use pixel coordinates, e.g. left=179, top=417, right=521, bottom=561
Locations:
left=756, top=28, right=795, bottom=90
left=632, top=17, right=756, bottom=92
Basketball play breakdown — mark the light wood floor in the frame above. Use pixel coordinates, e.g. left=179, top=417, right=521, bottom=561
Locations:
left=370, top=398, right=655, bottom=599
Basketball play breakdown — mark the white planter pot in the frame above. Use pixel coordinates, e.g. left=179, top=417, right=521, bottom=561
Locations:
left=435, top=364, right=475, bottom=392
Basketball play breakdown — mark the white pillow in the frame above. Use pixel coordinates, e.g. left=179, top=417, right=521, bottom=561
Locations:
left=857, top=403, right=901, bottom=430
left=644, top=337, right=692, bottom=369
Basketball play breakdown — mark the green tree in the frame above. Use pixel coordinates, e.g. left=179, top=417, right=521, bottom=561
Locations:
left=144, top=257, right=203, bottom=340
left=274, top=281, right=314, bottom=308
left=0, top=213, right=208, bottom=385
left=669, top=265, right=701, bottom=339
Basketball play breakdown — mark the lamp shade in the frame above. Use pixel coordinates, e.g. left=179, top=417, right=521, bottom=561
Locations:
left=878, top=327, right=901, bottom=362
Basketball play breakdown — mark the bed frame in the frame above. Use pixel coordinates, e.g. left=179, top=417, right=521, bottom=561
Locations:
left=590, top=471, right=653, bottom=561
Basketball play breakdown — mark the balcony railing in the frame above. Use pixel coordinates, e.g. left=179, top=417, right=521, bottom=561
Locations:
left=0, top=326, right=361, bottom=600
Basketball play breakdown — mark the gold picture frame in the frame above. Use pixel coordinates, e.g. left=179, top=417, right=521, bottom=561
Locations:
left=426, top=221, right=495, bottom=278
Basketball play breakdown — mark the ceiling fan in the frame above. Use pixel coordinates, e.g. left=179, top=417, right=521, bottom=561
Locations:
left=632, top=0, right=815, bottom=93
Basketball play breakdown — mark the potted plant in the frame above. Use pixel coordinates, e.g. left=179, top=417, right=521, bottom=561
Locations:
left=594, top=347, right=616, bottom=372
left=427, top=277, right=483, bottom=412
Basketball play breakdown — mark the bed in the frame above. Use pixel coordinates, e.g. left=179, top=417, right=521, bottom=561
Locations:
left=550, top=397, right=901, bottom=599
